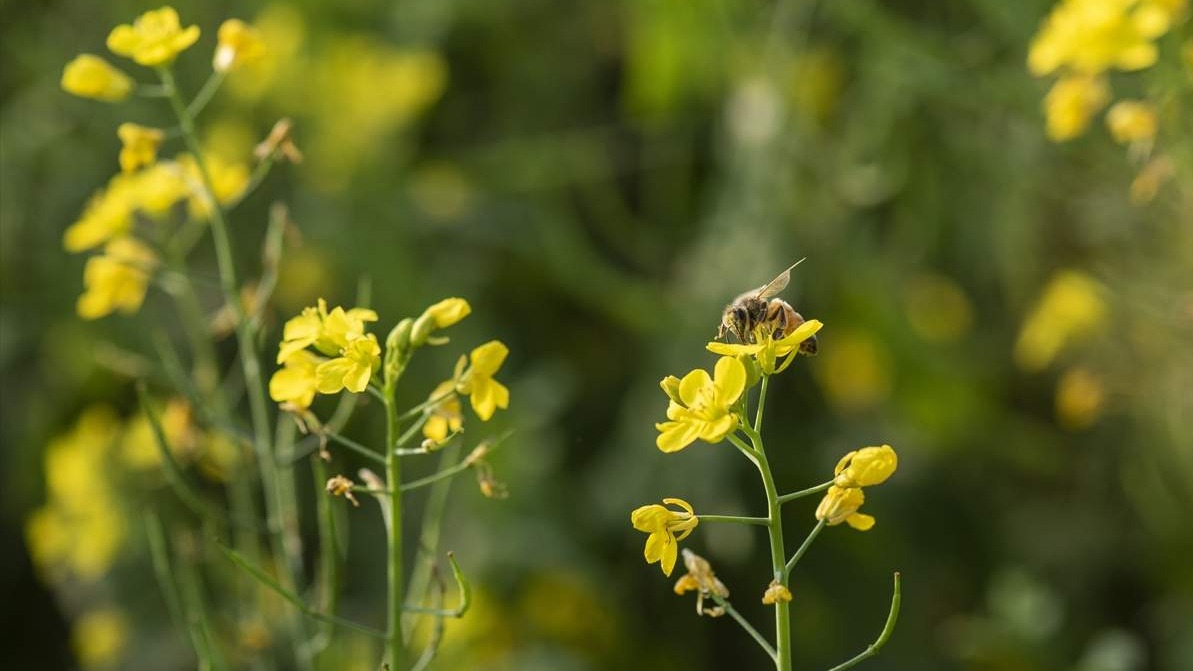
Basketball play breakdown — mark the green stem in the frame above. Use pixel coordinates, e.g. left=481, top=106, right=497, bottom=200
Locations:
left=396, top=390, right=456, bottom=423
left=699, top=515, right=771, bottom=526
left=777, top=481, right=833, bottom=505
left=824, top=573, right=901, bottom=671
left=143, top=511, right=189, bottom=650
left=384, top=377, right=406, bottom=669
left=186, top=70, right=227, bottom=119
left=783, top=519, right=826, bottom=578
left=709, top=593, right=777, bottom=661
left=323, top=430, right=386, bottom=464
left=399, top=455, right=474, bottom=492
left=755, top=375, right=770, bottom=433
left=403, top=442, right=461, bottom=642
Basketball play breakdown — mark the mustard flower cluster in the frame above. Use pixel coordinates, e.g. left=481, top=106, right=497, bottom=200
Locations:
left=59, top=7, right=268, bottom=320
left=815, top=445, right=898, bottom=530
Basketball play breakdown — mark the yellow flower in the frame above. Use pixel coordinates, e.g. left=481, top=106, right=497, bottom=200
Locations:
left=117, top=123, right=164, bottom=173
left=277, top=299, right=379, bottom=363
left=121, top=398, right=195, bottom=470
left=1056, top=367, right=1106, bottom=430
left=73, top=609, right=128, bottom=668
left=1027, top=0, right=1176, bottom=77
left=77, top=237, right=157, bottom=319
left=423, top=379, right=463, bottom=443
left=107, top=7, right=201, bottom=67
left=707, top=319, right=822, bottom=374
left=411, top=297, right=472, bottom=345
left=315, top=334, right=381, bottom=394
left=133, top=162, right=190, bottom=215
left=455, top=340, right=511, bottom=421
left=63, top=176, right=135, bottom=253
left=61, top=54, right=133, bottom=101
left=630, top=498, right=699, bottom=576
left=655, top=356, right=746, bottom=453
left=1014, top=270, right=1107, bottom=371
left=762, top=581, right=793, bottom=605
left=1043, top=75, right=1110, bottom=141
left=177, top=153, right=249, bottom=219
left=833, top=445, right=898, bottom=488
left=269, top=350, right=321, bottom=409
left=1105, top=99, right=1157, bottom=144
left=214, top=19, right=266, bottom=73
left=673, top=549, right=729, bottom=616
left=815, top=485, right=875, bottom=530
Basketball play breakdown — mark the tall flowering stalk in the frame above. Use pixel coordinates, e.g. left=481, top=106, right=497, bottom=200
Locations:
left=47, top=7, right=503, bottom=670
left=633, top=309, right=901, bottom=670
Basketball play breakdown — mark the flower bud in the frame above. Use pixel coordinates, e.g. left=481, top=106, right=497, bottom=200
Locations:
left=833, top=445, right=897, bottom=488
left=659, top=375, right=682, bottom=404
left=815, top=485, right=865, bottom=526
left=762, top=581, right=793, bottom=605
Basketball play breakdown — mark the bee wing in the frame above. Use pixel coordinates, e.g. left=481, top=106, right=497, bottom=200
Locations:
left=754, top=259, right=805, bottom=300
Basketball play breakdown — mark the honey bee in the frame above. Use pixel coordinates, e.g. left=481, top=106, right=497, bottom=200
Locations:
left=718, top=260, right=818, bottom=355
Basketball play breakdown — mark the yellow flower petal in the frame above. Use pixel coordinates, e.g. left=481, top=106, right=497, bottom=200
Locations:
left=61, top=54, right=133, bottom=101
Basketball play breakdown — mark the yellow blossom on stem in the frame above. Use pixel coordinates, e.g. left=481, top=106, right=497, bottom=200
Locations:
left=133, top=162, right=190, bottom=216
left=674, top=549, right=729, bottom=616
left=214, top=19, right=266, bottom=73
left=655, top=356, right=746, bottom=453
left=1027, top=0, right=1177, bottom=77
left=762, top=581, right=793, bottom=605
left=117, top=123, right=165, bottom=173
left=269, top=350, right=321, bottom=409
left=707, top=319, right=823, bottom=374
left=1043, top=75, right=1110, bottom=141
left=61, top=54, right=133, bottom=102
left=315, top=334, right=381, bottom=394
left=177, top=153, right=249, bottom=219
left=454, top=340, right=511, bottom=421
left=815, top=485, right=875, bottom=530
left=107, top=7, right=201, bottom=67
left=277, top=299, right=379, bottom=363
left=411, top=297, right=472, bottom=346
left=630, top=498, right=699, bottom=576
left=833, top=445, right=898, bottom=488
left=77, top=237, right=158, bottom=320
left=423, top=379, right=463, bottom=443
left=63, top=177, right=136, bottom=253
left=73, top=609, right=128, bottom=668
left=1105, top=100, right=1157, bottom=144
left=1015, top=270, right=1107, bottom=371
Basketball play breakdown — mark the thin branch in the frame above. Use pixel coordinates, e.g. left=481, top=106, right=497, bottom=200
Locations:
left=824, top=573, right=902, bottom=671
left=698, top=515, right=771, bottom=526
left=783, top=519, right=826, bottom=578
left=777, top=481, right=833, bottom=505
left=709, top=593, right=777, bottom=661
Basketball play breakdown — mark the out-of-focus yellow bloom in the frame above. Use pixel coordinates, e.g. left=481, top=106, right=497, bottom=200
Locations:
left=107, top=7, right=201, bottom=67
left=423, top=379, right=463, bottom=443
left=707, top=320, right=823, bottom=375
left=134, top=162, right=190, bottom=215
left=455, top=340, right=511, bottom=421
left=815, top=331, right=892, bottom=412
left=277, top=299, right=378, bottom=363
left=762, top=581, right=793, bottom=605
left=422, top=297, right=472, bottom=329
left=1130, top=155, right=1174, bottom=204
left=77, top=237, right=157, bottom=320
left=904, top=274, right=974, bottom=342
left=270, top=349, right=321, bottom=408
left=64, top=177, right=136, bottom=253
left=815, top=485, right=875, bottom=530
left=177, top=153, right=249, bottom=219
left=117, top=123, right=164, bottom=173
left=833, top=445, right=898, bottom=488
left=1044, top=75, right=1110, bottom=141
left=1056, top=367, right=1106, bottom=430
left=673, top=549, right=729, bottom=617
left=1105, top=99, right=1157, bottom=144
left=121, top=398, right=194, bottom=470
left=214, top=19, right=266, bottom=72
left=61, top=54, right=133, bottom=101
left=196, top=434, right=241, bottom=482
left=1015, top=270, right=1107, bottom=371
left=73, top=609, right=128, bottom=668
left=655, top=356, right=746, bottom=453
left=1028, top=0, right=1181, bottom=76
left=315, top=334, right=381, bottom=394
left=631, top=498, right=698, bottom=576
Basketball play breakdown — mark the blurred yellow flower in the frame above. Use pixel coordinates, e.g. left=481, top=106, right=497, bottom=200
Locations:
left=73, top=609, right=128, bottom=668
left=121, top=398, right=194, bottom=470
left=1028, top=0, right=1179, bottom=76
left=1015, top=270, right=1107, bottom=371
left=77, top=237, right=158, bottom=320
left=421, top=297, right=472, bottom=329
left=815, top=485, right=875, bottom=530
left=455, top=340, right=511, bottom=421
left=655, top=356, right=746, bottom=453
left=1056, top=367, right=1106, bottom=430
left=1130, top=155, right=1174, bottom=204
left=116, top=123, right=164, bottom=173
left=423, top=379, right=463, bottom=443
left=1043, top=75, right=1110, bottom=141
left=834, top=445, right=898, bottom=488
left=270, top=349, right=321, bottom=408
left=177, top=153, right=249, bottom=219
left=706, top=319, right=823, bottom=375
left=277, top=299, right=378, bottom=363
left=315, top=334, right=381, bottom=394
left=61, top=54, right=133, bottom=101
left=63, top=176, right=135, bottom=252
left=107, top=6, right=200, bottom=67
left=631, top=498, right=698, bottom=576
left=214, top=19, right=266, bottom=73
left=133, top=162, right=190, bottom=215
left=1105, top=99, right=1157, bottom=144
left=814, top=331, right=892, bottom=412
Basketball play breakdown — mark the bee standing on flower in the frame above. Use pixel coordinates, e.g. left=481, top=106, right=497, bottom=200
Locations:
left=718, top=259, right=819, bottom=355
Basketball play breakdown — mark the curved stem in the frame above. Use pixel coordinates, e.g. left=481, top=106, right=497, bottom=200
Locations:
left=778, top=481, right=833, bottom=505
left=824, top=573, right=901, bottom=671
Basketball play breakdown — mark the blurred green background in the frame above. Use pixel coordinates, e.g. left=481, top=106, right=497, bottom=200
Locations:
left=3, top=0, right=1192, bottom=669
